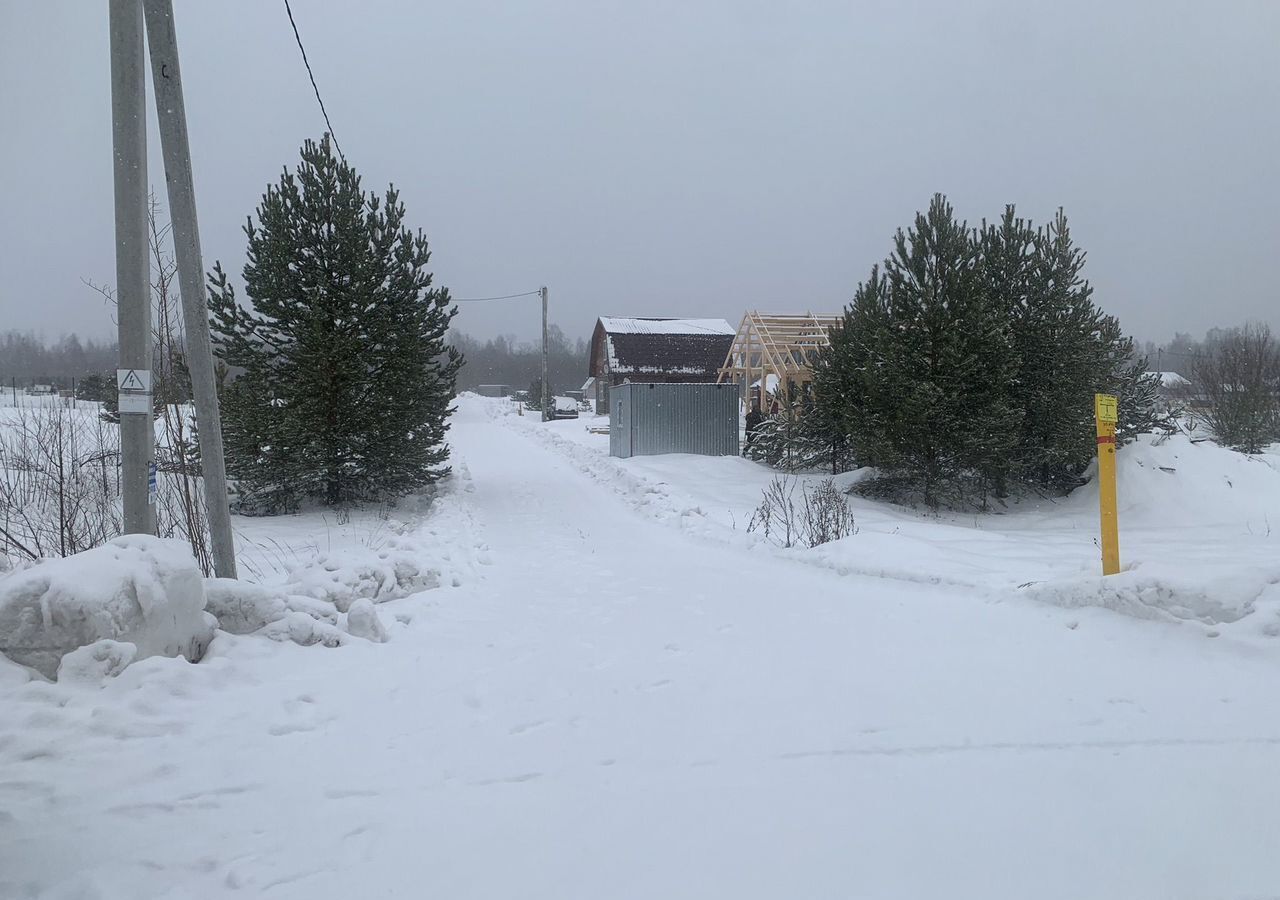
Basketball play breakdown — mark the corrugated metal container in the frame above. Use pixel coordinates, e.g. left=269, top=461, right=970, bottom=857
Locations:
left=609, top=382, right=739, bottom=458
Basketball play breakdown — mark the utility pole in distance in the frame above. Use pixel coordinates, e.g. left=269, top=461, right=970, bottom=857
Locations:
left=142, top=0, right=236, bottom=577
left=109, top=0, right=154, bottom=535
left=541, top=285, right=550, bottom=422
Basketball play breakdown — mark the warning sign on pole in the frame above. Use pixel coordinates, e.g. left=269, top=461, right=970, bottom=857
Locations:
left=117, top=368, right=152, bottom=415
left=1094, top=393, right=1120, bottom=575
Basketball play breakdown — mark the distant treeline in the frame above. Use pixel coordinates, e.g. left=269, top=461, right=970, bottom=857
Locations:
left=0, top=327, right=592, bottom=399
left=0, top=331, right=118, bottom=388
left=449, top=326, right=589, bottom=396
left=1137, top=330, right=1265, bottom=378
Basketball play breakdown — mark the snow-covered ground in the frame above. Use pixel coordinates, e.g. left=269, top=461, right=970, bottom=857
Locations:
left=534, top=404, right=1280, bottom=632
left=4, top=394, right=1280, bottom=899
left=0, top=397, right=439, bottom=588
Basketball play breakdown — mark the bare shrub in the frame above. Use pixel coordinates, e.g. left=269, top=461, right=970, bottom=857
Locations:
left=748, top=475, right=857, bottom=548
left=802, top=477, right=859, bottom=546
left=747, top=475, right=801, bottom=548
left=0, top=404, right=123, bottom=563
left=1190, top=322, right=1280, bottom=453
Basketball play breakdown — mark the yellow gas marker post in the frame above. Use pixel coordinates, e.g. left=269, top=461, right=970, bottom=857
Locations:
left=1094, top=393, right=1120, bottom=575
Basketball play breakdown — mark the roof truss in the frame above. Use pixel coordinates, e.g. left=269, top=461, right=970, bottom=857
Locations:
left=718, top=311, right=842, bottom=390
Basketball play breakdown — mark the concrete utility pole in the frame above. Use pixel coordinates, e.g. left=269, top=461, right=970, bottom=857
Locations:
left=142, top=0, right=236, bottom=578
left=540, top=285, right=550, bottom=422
left=110, top=0, right=154, bottom=535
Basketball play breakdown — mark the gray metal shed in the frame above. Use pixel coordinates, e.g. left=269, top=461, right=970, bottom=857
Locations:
left=609, top=382, right=739, bottom=458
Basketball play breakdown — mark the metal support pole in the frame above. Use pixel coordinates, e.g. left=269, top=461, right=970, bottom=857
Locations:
left=143, top=0, right=236, bottom=577
left=540, top=285, right=550, bottom=422
left=110, top=0, right=154, bottom=535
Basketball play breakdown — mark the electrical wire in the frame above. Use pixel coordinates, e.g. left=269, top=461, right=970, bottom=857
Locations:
left=451, top=290, right=541, bottom=303
left=283, top=0, right=344, bottom=160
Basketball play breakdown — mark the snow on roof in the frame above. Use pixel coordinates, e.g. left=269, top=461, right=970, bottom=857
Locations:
left=603, top=332, right=735, bottom=376
left=597, top=317, right=735, bottom=336
left=1156, top=371, right=1191, bottom=387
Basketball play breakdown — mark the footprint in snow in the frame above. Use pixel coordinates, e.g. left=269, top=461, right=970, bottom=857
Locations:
left=508, top=720, right=549, bottom=735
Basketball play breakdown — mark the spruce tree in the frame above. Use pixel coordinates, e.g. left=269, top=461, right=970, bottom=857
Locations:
left=208, top=135, right=461, bottom=513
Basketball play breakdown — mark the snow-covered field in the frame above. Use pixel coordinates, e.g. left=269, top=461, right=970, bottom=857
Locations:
left=3, top=394, right=1280, bottom=899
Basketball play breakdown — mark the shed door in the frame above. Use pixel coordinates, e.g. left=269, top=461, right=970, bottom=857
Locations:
left=615, top=397, right=628, bottom=457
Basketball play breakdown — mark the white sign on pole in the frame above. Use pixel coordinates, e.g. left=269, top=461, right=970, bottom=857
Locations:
left=118, top=393, right=153, bottom=414
left=117, top=369, right=152, bottom=392
left=117, top=368, right=152, bottom=415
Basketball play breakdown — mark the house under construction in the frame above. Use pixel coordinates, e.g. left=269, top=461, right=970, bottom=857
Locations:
left=717, top=311, right=843, bottom=410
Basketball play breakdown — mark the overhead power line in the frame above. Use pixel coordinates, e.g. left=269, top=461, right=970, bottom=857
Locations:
left=452, top=290, right=541, bottom=303
left=283, top=0, right=343, bottom=159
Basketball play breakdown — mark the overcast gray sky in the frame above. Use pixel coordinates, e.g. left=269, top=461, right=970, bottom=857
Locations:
left=2, top=1, right=1277, bottom=346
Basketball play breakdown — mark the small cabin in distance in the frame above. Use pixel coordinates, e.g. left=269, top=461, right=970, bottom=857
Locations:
left=587, top=317, right=735, bottom=413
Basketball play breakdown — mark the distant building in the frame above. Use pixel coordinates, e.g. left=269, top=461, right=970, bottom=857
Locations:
left=1157, top=371, right=1192, bottom=389
left=476, top=384, right=512, bottom=398
left=588, top=317, right=735, bottom=413
left=1153, top=371, right=1194, bottom=409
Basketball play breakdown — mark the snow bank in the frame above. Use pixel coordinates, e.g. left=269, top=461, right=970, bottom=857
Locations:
left=1057, top=433, right=1280, bottom=531
left=0, top=651, right=34, bottom=686
left=196, top=463, right=483, bottom=654
left=282, top=543, right=441, bottom=611
left=0, top=535, right=217, bottom=679
left=1020, top=561, right=1280, bottom=626
left=265, top=467, right=483, bottom=612
left=204, top=578, right=288, bottom=634
left=345, top=597, right=389, bottom=642
left=57, top=639, right=137, bottom=683
left=259, top=610, right=346, bottom=647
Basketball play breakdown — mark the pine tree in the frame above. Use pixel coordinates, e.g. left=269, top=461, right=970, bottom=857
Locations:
left=1005, top=210, right=1167, bottom=488
left=743, top=383, right=854, bottom=474
left=817, top=195, right=1018, bottom=506
left=815, top=198, right=1168, bottom=505
left=208, top=135, right=461, bottom=513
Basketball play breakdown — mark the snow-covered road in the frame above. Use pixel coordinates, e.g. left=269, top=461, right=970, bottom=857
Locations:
left=5, top=400, right=1280, bottom=899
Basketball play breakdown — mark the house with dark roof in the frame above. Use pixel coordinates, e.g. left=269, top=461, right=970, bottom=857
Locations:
left=588, top=317, right=736, bottom=412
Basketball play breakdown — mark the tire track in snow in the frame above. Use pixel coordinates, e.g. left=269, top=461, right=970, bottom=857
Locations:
left=774, top=734, right=1280, bottom=761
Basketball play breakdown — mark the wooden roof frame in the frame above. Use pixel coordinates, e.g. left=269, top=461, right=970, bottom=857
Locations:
left=717, top=312, right=842, bottom=399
